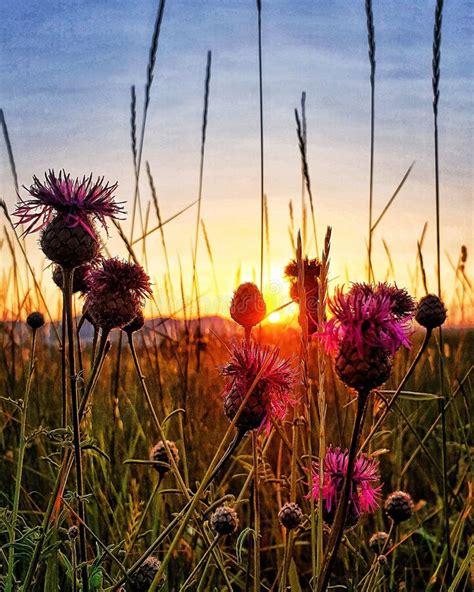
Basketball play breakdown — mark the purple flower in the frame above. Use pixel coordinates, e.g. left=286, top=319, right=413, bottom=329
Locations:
left=310, top=446, right=381, bottom=525
left=86, top=258, right=152, bottom=305
left=323, top=282, right=415, bottom=356
left=84, top=258, right=152, bottom=331
left=220, top=340, right=297, bottom=433
left=14, top=170, right=124, bottom=236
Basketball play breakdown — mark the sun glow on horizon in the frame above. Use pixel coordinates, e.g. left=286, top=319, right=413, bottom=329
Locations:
left=267, top=311, right=281, bottom=324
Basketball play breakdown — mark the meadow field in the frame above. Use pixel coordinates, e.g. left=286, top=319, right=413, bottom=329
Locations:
left=0, top=0, right=473, bottom=591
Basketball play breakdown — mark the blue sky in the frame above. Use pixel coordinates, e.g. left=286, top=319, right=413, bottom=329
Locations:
left=1, top=0, right=472, bottom=318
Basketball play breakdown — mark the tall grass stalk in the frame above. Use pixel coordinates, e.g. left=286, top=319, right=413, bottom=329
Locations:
left=252, top=431, right=261, bottom=592
left=126, top=331, right=188, bottom=494
left=300, top=92, right=307, bottom=251
left=294, top=232, right=317, bottom=587
left=432, top=0, right=451, bottom=581
left=316, top=227, right=331, bottom=579
left=295, top=109, right=318, bottom=254
left=256, top=0, right=265, bottom=291
left=365, top=0, right=376, bottom=281
left=181, top=534, right=220, bottom=591
left=0, top=109, right=19, bottom=192
left=0, top=200, right=61, bottom=343
left=255, top=7, right=265, bottom=586
left=191, top=50, right=212, bottom=369
left=130, top=0, right=166, bottom=244
left=5, top=322, right=39, bottom=592
left=146, top=161, right=176, bottom=311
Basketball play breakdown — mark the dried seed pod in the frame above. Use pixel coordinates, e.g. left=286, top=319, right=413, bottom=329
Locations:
left=415, top=294, right=447, bottom=329
left=210, top=506, right=239, bottom=536
left=278, top=502, right=303, bottom=530
left=149, top=440, right=180, bottom=476
left=384, top=491, right=414, bottom=523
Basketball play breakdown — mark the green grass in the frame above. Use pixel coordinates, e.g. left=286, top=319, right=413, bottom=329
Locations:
left=0, top=320, right=472, bottom=590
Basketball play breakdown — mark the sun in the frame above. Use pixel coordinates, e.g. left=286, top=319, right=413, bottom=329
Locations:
left=267, top=311, right=281, bottom=324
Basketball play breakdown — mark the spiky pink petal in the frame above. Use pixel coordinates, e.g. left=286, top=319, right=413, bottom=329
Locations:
left=220, top=340, right=297, bottom=432
left=14, top=170, right=124, bottom=236
left=86, top=258, right=152, bottom=305
left=309, top=446, right=381, bottom=518
left=322, top=282, right=415, bottom=356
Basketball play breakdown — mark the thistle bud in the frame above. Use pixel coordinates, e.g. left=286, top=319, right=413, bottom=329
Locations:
left=210, top=506, right=239, bottom=536
left=415, top=294, right=447, bottom=329
left=230, top=282, right=266, bottom=330
left=278, top=502, right=303, bottom=530
left=384, top=490, right=414, bottom=523
left=27, top=311, right=45, bottom=330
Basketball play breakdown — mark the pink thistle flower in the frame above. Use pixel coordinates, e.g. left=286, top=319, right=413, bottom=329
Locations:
left=309, top=446, right=381, bottom=528
left=14, top=170, right=124, bottom=236
left=220, top=340, right=297, bottom=434
left=348, top=283, right=415, bottom=320
left=84, top=258, right=152, bottom=331
left=86, top=258, right=151, bottom=302
left=323, top=282, right=415, bottom=356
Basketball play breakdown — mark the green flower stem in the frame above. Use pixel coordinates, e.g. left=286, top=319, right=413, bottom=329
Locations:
left=61, top=301, right=67, bottom=431
left=63, top=268, right=88, bottom=592
left=360, top=521, right=394, bottom=592
left=127, top=332, right=189, bottom=496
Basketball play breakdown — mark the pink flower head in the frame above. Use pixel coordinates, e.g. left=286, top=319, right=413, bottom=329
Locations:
left=84, top=259, right=152, bottom=331
left=220, top=340, right=297, bottom=433
left=14, top=170, right=124, bottom=236
left=348, top=283, right=415, bottom=320
left=323, top=282, right=415, bottom=356
left=86, top=258, right=152, bottom=304
left=310, top=446, right=381, bottom=522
